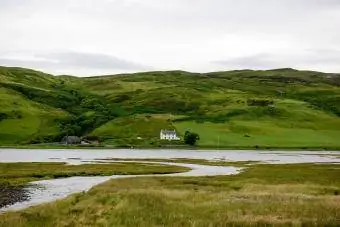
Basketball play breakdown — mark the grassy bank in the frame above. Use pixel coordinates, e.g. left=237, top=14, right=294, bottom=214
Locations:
left=0, top=162, right=190, bottom=186
left=0, top=162, right=190, bottom=210
left=1, top=162, right=339, bottom=226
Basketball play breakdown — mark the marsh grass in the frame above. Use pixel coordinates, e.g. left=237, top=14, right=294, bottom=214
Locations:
left=1, top=163, right=339, bottom=226
left=0, top=162, right=190, bottom=185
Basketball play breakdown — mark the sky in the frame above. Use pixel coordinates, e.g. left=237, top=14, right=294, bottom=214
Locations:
left=0, top=0, right=340, bottom=76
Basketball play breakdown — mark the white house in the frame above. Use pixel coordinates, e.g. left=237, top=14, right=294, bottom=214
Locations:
left=160, top=129, right=180, bottom=141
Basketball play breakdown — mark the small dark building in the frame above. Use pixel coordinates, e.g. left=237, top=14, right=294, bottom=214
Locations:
left=61, top=136, right=81, bottom=145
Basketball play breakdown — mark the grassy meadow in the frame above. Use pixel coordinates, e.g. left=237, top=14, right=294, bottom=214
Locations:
left=1, top=66, right=340, bottom=149
left=1, top=162, right=339, bottom=226
left=175, top=121, right=340, bottom=149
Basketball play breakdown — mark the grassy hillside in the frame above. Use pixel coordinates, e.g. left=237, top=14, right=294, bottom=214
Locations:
left=1, top=66, right=340, bottom=149
left=0, top=87, right=67, bottom=145
left=0, top=66, right=123, bottom=145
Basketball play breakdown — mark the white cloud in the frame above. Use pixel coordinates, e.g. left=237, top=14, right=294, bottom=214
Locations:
left=212, top=49, right=340, bottom=72
left=0, top=51, right=150, bottom=75
left=0, top=0, right=340, bottom=75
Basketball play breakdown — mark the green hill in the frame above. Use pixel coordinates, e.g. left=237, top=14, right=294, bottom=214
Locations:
left=1, top=66, right=340, bottom=149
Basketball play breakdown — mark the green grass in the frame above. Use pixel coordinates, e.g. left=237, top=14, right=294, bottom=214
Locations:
left=175, top=120, right=340, bottom=149
left=0, top=162, right=190, bottom=186
left=91, top=114, right=175, bottom=139
left=0, top=67, right=57, bottom=89
left=1, top=66, right=340, bottom=149
left=0, top=87, right=67, bottom=145
left=1, top=162, right=339, bottom=226
left=90, top=114, right=183, bottom=147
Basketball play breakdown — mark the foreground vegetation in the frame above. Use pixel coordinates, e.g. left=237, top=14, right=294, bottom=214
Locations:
left=0, top=162, right=339, bottom=226
left=0, top=162, right=190, bottom=209
left=1, top=66, right=340, bottom=149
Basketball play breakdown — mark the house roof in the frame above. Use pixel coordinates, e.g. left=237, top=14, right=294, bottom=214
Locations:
left=61, top=136, right=81, bottom=143
left=160, top=129, right=178, bottom=135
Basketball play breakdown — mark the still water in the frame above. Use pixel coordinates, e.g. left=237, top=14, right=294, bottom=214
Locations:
left=1, top=148, right=340, bottom=164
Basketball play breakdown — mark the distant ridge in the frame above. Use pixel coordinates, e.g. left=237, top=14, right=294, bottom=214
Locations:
left=0, top=65, right=340, bottom=149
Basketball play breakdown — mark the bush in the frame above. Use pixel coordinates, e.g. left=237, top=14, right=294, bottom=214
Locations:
left=0, top=113, right=8, bottom=121
left=11, top=110, right=22, bottom=119
left=113, top=94, right=131, bottom=103
left=247, top=99, right=274, bottom=106
left=83, top=135, right=100, bottom=142
left=264, top=106, right=281, bottom=116
left=184, top=131, right=200, bottom=146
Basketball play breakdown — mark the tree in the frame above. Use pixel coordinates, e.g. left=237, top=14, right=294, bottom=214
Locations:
left=184, top=131, right=200, bottom=146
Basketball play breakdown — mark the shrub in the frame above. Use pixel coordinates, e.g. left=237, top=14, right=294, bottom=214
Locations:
left=247, top=99, right=274, bottom=106
left=83, top=135, right=100, bottom=142
left=113, top=94, right=131, bottom=103
left=0, top=113, right=8, bottom=121
left=11, top=110, right=22, bottom=119
left=184, top=131, right=200, bottom=146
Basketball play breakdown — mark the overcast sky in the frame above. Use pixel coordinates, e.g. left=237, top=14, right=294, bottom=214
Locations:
left=1, top=0, right=340, bottom=76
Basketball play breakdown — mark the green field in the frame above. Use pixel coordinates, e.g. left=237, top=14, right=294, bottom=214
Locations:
left=175, top=121, right=340, bottom=148
left=1, top=66, right=340, bottom=149
left=1, top=162, right=339, bottom=226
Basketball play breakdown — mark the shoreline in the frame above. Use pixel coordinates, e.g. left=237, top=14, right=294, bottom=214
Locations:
left=1, top=144, right=340, bottom=151
left=0, top=184, right=30, bottom=209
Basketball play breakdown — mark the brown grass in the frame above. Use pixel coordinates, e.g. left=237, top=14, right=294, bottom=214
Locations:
left=1, top=163, right=339, bottom=226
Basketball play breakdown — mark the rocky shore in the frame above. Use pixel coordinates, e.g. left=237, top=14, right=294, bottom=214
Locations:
left=0, top=184, right=30, bottom=209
